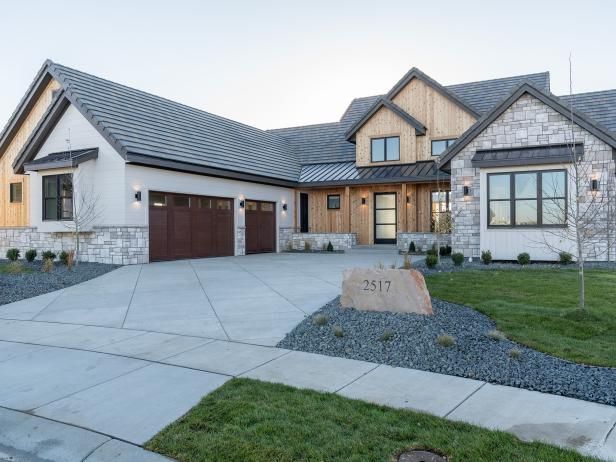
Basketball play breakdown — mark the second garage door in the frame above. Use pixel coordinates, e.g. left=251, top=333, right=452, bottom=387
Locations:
left=245, top=200, right=276, bottom=254
left=149, top=191, right=234, bottom=261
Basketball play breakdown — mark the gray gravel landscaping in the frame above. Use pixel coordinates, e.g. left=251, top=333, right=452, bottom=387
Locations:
left=0, top=260, right=119, bottom=306
left=278, top=297, right=616, bottom=406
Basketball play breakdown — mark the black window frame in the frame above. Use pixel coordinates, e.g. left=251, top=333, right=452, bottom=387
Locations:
left=430, top=190, right=451, bottom=232
left=431, top=138, right=457, bottom=157
left=371, top=136, right=400, bottom=162
left=327, top=194, right=341, bottom=210
left=487, top=169, right=567, bottom=229
left=9, top=182, right=22, bottom=203
left=42, top=174, right=73, bottom=221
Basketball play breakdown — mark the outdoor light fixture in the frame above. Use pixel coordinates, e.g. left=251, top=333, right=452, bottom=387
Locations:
left=134, top=191, right=142, bottom=201
left=239, top=200, right=245, bottom=209
left=591, top=179, right=599, bottom=191
left=463, top=186, right=470, bottom=196
left=282, top=203, right=288, bottom=211
left=361, top=197, right=366, bottom=205
left=406, top=195, right=410, bottom=204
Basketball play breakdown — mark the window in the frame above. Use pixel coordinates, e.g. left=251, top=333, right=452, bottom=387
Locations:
left=149, top=192, right=167, bottom=207
left=371, top=136, right=400, bottom=162
left=9, top=183, right=22, bottom=203
left=431, top=138, right=456, bottom=156
left=43, top=174, right=73, bottom=221
left=431, top=191, right=451, bottom=233
left=488, top=170, right=567, bottom=228
left=327, top=194, right=340, bottom=210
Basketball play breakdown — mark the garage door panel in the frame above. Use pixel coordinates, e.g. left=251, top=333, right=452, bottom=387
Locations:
left=246, top=200, right=276, bottom=254
left=149, top=207, right=168, bottom=261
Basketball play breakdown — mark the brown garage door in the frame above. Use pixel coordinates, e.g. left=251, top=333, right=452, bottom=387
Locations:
left=149, top=191, right=234, bottom=261
left=245, top=200, right=276, bottom=254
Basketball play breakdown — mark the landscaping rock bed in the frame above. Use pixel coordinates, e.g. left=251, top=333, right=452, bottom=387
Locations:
left=278, top=297, right=616, bottom=406
left=0, top=260, right=119, bottom=306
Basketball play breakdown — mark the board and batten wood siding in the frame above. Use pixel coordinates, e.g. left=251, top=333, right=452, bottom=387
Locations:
left=355, top=77, right=477, bottom=167
left=302, top=183, right=440, bottom=244
left=0, top=78, right=62, bottom=227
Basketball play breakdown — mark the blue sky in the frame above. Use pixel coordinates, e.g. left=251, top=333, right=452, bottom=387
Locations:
left=1, top=0, right=613, bottom=129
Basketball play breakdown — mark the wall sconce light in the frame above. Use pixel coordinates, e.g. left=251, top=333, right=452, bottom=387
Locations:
left=361, top=197, right=366, bottom=205
left=282, top=203, right=288, bottom=211
left=406, top=195, right=410, bottom=204
left=134, top=191, right=142, bottom=202
left=463, top=186, right=470, bottom=196
left=591, top=179, right=599, bottom=192
left=239, top=200, right=245, bottom=209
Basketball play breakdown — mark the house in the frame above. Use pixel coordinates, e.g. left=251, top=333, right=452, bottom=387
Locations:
left=0, top=60, right=614, bottom=264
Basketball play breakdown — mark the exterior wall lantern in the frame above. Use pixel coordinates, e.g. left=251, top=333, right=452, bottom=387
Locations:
left=406, top=195, right=410, bottom=205
left=282, top=203, right=288, bottom=211
left=590, top=179, right=599, bottom=192
left=239, top=200, right=245, bottom=209
left=134, top=191, right=142, bottom=201
left=463, top=186, right=471, bottom=196
left=361, top=197, right=366, bottom=205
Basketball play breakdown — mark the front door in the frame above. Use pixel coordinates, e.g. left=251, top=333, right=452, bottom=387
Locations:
left=374, top=192, right=397, bottom=244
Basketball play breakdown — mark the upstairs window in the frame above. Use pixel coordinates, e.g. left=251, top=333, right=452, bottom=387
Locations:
left=431, top=138, right=456, bottom=156
left=43, top=174, right=73, bottom=221
left=371, top=136, right=400, bottom=162
left=9, top=183, right=22, bottom=203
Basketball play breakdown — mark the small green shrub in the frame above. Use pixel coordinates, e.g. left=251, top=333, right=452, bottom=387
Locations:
left=313, top=314, right=329, bottom=326
left=6, top=248, right=20, bottom=261
left=439, top=245, right=452, bottom=256
left=559, top=251, right=573, bottom=265
left=517, top=252, right=531, bottom=266
left=508, top=348, right=522, bottom=360
left=25, top=249, right=37, bottom=262
left=42, top=258, right=54, bottom=273
left=332, top=326, right=344, bottom=338
left=379, top=329, right=394, bottom=342
left=487, top=329, right=506, bottom=341
left=5, top=261, right=24, bottom=274
left=481, top=250, right=492, bottom=265
left=59, top=251, right=69, bottom=265
left=327, top=241, right=334, bottom=252
left=426, top=244, right=438, bottom=257
left=452, top=252, right=464, bottom=266
left=42, top=250, right=56, bottom=261
left=425, top=254, right=438, bottom=268
left=409, top=241, right=416, bottom=253
left=437, top=334, right=455, bottom=347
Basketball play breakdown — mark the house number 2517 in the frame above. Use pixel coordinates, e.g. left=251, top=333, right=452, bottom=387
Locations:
left=362, top=280, right=391, bottom=292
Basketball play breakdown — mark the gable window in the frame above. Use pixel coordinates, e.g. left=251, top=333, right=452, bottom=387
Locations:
left=371, top=136, right=400, bottom=162
left=488, top=170, right=567, bottom=228
left=327, top=194, right=340, bottom=210
left=431, top=138, right=456, bottom=156
left=9, top=183, right=22, bottom=203
left=431, top=191, right=451, bottom=233
left=43, top=174, right=73, bottom=221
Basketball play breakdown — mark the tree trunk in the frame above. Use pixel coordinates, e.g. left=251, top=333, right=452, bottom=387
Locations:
left=576, top=228, right=585, bottom=310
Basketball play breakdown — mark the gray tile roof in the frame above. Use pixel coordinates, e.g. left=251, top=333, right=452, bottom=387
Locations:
left=560, top=90, right=616, bottom=134
left=24, top=148, right=98, bottom=171
left=299, top=160, right=447, bottom=186
left=471, top=144, right=583, bottom=168
left=47, top=62, right=301, bottom=183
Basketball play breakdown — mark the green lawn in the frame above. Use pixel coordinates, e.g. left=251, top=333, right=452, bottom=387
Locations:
left=147, top=379, right=595, bottom=462
left=425, top=268, right=616, bottom=367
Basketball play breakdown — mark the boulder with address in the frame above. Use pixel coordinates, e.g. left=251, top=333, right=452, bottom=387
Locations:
left=340, top=268, right=433, bottom=315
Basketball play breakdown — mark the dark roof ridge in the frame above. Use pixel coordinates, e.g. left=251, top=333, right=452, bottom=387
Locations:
left=445, top=71, right=550, bottom=90
left=559, top=88, right=616, bottom=97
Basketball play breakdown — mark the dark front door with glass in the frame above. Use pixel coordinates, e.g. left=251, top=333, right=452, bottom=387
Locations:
left=374, top=192, right=397, bottom=244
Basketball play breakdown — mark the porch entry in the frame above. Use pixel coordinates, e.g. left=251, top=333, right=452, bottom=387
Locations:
left=374, top=192, right=397, bottom=244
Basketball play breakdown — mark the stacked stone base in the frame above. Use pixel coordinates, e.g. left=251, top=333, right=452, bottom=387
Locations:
left=397, top=232, right=451, bottom=253
left=0, top=226, right=148, bottom=265
left=290, top=232, right=357, bottom=251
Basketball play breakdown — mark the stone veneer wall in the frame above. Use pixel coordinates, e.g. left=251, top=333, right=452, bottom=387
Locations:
left=290, top=233, right=357, bottom=251
left=397, top=232, right=451, bottom=252
left=278, top=227, right=295, bottom=252
left=450, top=93, right=616, bottom=260
left=0, top=226, right=149, bottom=264
left=235, top=226, right=246, bottom=256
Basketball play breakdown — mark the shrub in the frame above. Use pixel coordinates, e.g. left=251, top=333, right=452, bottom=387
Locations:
left=437, top=334, right=455, bottom=347
left=59, top=251, right=69, bottom=265
left=379, top=329, right=394, bottom=342
left=439, top=245, right=452, bottom=256
left=6, top=248, right=20, bottom=261
left=559, top=251, right=573, bottom=265
left=452, top=252, right=464, bottom=266
left=425, top=254, right=438, bottom=268
left=25, top=249, right=37, bottom=262
left=304, top=241, right=311, bottom=251
left=375, top=261, right=385, bottom=270
left=517, top=252, right=531, bottom=266
left=426, top=244, right=438, bottom=256
left=332, top=326, right=344, bottom=338
left=409, top=241, right=416, bottom=253
left=42, top=251, right=56, bottom=261
left=327, top=241, right=334, bottom=252
left=313, top=314, right=329, bottom=326
left=401, top=254, right=412, bottom=270
left=42, top=258, right=54, bottom=273
left=66, top=250, right=75, bottom=270
left=481, top=250, right=492, bottom=265
left=487, top=329, right=506, bottom=341
left=5, top=261, right=24, bottom=274
left=508, top=348, right=522, bottom=360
